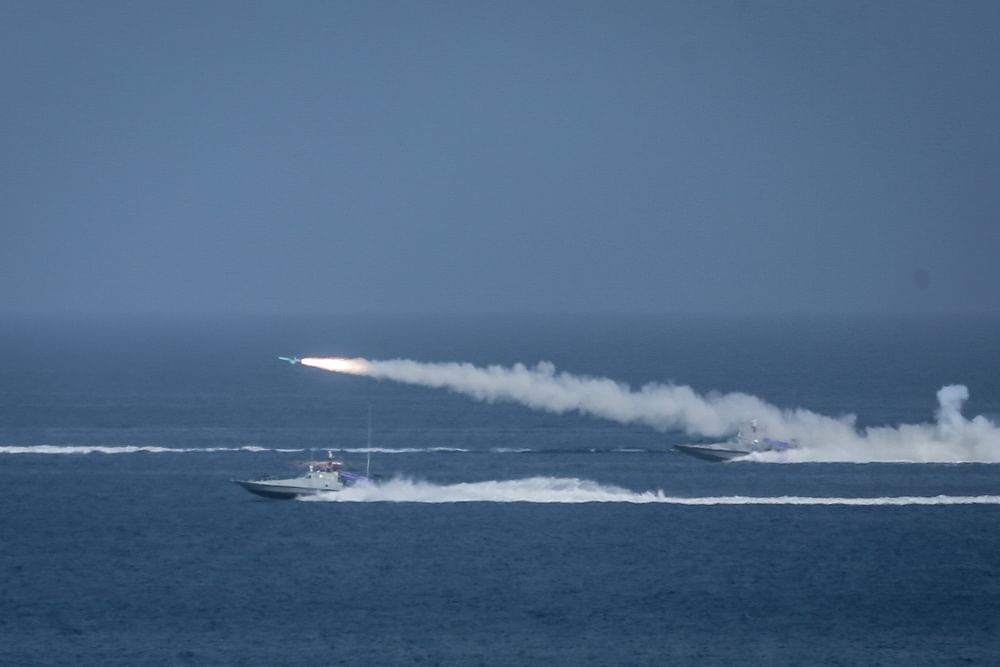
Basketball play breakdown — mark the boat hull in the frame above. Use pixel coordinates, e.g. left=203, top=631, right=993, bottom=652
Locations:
left=233, top=477, right=343, bottom=499
left=674, top=444, right=752, bottom=462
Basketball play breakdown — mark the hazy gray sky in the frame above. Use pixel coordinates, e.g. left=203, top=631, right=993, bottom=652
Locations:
left=3, top=1, right=998, bottom=315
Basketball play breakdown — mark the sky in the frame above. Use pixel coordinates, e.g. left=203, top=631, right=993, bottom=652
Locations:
left=2, top=0, right=998, bottom=316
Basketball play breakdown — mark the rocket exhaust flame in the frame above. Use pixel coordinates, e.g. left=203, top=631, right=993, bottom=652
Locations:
left=297, top=356, right=1000, bottom=463
left=301, top=357, right=371, bottom=375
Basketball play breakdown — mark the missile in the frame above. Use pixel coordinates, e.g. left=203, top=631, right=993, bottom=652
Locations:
left=278, top=356, right=301, bottom=365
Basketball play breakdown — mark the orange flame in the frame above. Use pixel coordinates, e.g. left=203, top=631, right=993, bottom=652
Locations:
left=301, top=357, right=371, bottom=375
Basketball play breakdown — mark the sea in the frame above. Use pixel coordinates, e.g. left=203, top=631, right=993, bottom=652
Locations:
left=1, top=313, right=998, bottom=666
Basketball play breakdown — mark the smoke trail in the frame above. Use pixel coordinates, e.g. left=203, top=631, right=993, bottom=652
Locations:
left=301, top=357, right=1000, bottom=463
left=300, top=476, right=1000, bottom=504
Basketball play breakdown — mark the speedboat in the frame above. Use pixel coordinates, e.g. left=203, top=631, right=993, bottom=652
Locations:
left=237, top=406, right=377, bottom=498
left=675, top=421, right=796, bottom=462
left=234, top=458, right=368, bottom=499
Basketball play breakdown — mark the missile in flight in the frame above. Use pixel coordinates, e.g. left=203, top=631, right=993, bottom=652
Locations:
left=278, top=356, right=301, bottom=365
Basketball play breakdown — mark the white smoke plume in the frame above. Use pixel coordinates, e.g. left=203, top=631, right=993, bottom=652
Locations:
left=301, top=357, right=1000, bottom=463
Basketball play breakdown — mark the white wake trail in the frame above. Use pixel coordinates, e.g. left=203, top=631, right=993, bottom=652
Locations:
left=301, top=357, right=1000, bottom=463
left=300, top=477, right=1000, bottom=505
left=0, top=445, right=306, bottom=455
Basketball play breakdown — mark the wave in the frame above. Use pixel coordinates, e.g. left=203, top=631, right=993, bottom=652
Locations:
left=320, top=446, right=653, bottom=455
left=300, top=476, right=1000, bottom=505
left=0, top=445, right=307, bottom=455
left=0, top=445, right=657, bottom=456
left=0, top=445, right=477, bottom=456
left=4, top=444, right=994, bottom=464
left=331, top=447, right=469, bottom=454
left=746, top=450, right=1000, bottom=464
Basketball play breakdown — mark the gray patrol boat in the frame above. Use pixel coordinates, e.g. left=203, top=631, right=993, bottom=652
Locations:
left=234, top=457, right=369, bottom=499
left=235, top=389, right=375, bottom=498
left=675, top=421, right=796, bottom=462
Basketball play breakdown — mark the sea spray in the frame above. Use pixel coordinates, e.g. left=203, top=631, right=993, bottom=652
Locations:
left=299, top=476, right=1000, bottom=504
left=0, top=445, right=308, bottom=455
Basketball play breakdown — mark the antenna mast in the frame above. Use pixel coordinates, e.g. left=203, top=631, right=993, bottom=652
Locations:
left=365, top=404, right=372, bottom=478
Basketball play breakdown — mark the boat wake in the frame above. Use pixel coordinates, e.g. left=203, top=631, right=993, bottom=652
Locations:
left=333, top=446, right=469, bottom=454
left=300, top=476, right=1000, bottom=505
left=0, top=445, right=307, bottom=455
left=0, top=444, right=656, bottom=456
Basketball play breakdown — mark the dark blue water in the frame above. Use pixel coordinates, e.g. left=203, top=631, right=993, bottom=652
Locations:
left=2, top=314, right=999, bottom=665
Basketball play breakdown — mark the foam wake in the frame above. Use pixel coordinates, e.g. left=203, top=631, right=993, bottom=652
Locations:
left=0, top=445, right=631, bottom=456
left=0, top=445, right=306, bottom=455
left=0, top=445, right=478, bottom=456
left=333, top=447, right=469, bottom=454
left=300, top=476, right=1000, bottom=505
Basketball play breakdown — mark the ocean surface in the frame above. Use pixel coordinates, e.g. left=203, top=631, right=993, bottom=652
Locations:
left=2, top=313, right=999, bottom=665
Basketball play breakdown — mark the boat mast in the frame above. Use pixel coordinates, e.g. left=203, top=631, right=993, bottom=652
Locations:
left=365, top=404, right=372, bottom=478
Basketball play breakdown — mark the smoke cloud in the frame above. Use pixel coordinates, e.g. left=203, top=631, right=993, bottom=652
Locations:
left=301, top=357, right=1000, bottom=463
